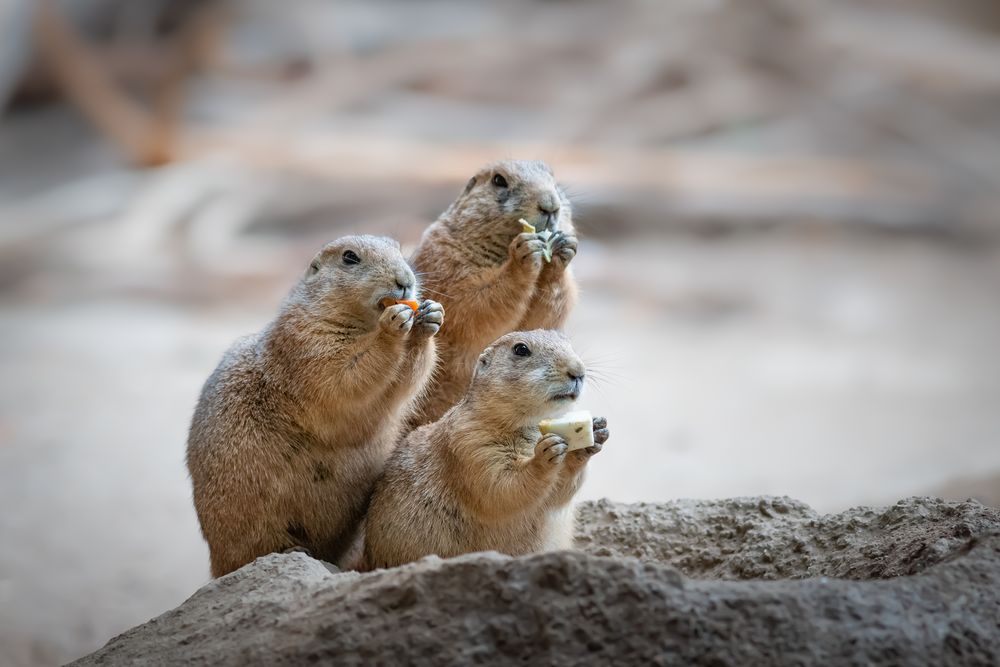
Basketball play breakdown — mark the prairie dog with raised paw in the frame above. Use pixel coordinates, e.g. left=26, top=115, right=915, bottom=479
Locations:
left=407, top=160, right=579, bottom=428
left=363, top=329, right=609, bottom=570
left=187, top=235, right=444, bottom=577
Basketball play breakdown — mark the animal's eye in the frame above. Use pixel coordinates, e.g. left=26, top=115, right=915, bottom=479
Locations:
left=513, top=343, right=531, bottom=357
left=342, top=250, right=361, bottom=265
left=492, top=173, right=508, bottom=188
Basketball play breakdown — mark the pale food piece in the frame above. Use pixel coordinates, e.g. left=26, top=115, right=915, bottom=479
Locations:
left=519, top=218, right=554, bottom=262
left=538, top=410, right=594, bottom=452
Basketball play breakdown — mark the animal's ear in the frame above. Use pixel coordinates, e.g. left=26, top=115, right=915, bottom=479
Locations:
left=474, top=351, right=490, bottom=376
left=305, top=258, right=321, bottom=279
left=463, top=176, right=476, bottom=194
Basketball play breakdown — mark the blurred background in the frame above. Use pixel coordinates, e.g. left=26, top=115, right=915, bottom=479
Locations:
left=1, top=0, right=999, bottom=663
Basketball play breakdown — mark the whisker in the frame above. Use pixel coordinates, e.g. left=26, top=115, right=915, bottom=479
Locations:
left=578, top=346, right=629, bottom=363
left=585, top=365, right=630, bottom=384
left=586, top=371, right=626, bottom=387
left=584, top=378, right=612, bottom=400
left=412, top=269, right=453, bottom=281
left=581, top=353, right=628, bottom=366
left=412, top=268, right=449, bottom=277
left=418, top=286, right=455, bottom=300
left=558, top=182, right=597, bottom=206
left=580, top=356, right=629, bottom=376
left=583, top=357, right=628, bottom=370
left=585, top=361, right=625, bottom=373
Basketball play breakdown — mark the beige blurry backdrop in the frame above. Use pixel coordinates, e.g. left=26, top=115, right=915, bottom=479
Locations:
left=2, top=0, right=1000, bottom=664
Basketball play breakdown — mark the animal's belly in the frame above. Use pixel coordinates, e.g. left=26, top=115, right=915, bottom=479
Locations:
left=472, top=514, right=553, bottom=556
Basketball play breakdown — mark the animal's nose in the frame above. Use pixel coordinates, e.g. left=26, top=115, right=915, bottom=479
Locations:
left=395, top=273, right=414, bottom=297
left=567, top=368, right=585, bottom=382
left=538, top=192, right=560, bottom=216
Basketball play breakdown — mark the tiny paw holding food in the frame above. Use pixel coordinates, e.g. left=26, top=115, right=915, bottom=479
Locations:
left=534, top=432, right=569, bottom=465
left=510, top=231, right=547, bottom=271
left=379, top=302, right=416, bottom=335
left=517, top=220, right=578, bottom=270
left=519, top=218, right=555, bottom=263
left=545, top=230, right=578, bottom=271
left=412, top=299, right=445, bottom=338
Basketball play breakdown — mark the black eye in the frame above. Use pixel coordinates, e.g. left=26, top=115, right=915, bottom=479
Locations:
left=492, top=173, right=508, bottom=188
left=342, top=250, right=360, bottom=265
left=513, top=343, right=531, bottom=357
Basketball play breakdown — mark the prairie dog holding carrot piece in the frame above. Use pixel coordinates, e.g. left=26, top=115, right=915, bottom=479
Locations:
left=187, top=235, right=443, bottom=577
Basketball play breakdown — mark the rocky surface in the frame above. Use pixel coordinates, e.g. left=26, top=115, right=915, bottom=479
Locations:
left=576, top=496, right=1000, bottom=579
left=74, top=497, right=1000, bottom=666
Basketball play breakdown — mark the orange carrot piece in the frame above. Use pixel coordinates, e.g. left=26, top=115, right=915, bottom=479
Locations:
left=380, top=297, right=420, bottom=311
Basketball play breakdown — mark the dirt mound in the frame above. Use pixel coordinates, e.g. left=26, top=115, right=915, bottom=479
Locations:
left=73, top=497, right=1000, bottom=666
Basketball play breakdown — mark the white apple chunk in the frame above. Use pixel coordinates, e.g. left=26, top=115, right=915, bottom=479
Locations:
left=539, top=410, right=594, bottom=452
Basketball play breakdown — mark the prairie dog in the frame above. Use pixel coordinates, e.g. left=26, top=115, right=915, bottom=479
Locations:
left=186, top=235, right=444, bottom=577
left=408, top=160, right=579, bottom=427
left=363, top=330, right=610, bottom=570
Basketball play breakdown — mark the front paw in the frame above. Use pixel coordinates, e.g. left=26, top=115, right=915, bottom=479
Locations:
left=509, top=232, right=546, bottom=275
left=411, top=300, right=444, bottom=338
left=569, top=416, right=609, bottom=465
left=592, top=416, right=609, bottom=445
left=533, top=433, right=568, bottom=467
left=379, top=303, right=415, bottom=336
left=541, top=231, right=578, bottom=275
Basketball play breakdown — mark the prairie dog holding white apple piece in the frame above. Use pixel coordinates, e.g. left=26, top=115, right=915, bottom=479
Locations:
left=363, top=329, right=609, bottom=570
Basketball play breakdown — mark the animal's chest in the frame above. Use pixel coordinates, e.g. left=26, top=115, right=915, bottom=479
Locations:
left=512, top=429, right=540, bottom=458
left=468, top=430, right=550, bottom=553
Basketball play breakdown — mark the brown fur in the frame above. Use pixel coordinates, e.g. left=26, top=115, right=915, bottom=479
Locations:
left=408, top=160, right=579, bottom=427
left=186, top=235, right=444, bottom=577
left=363, top=330, right=610, bottom=570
